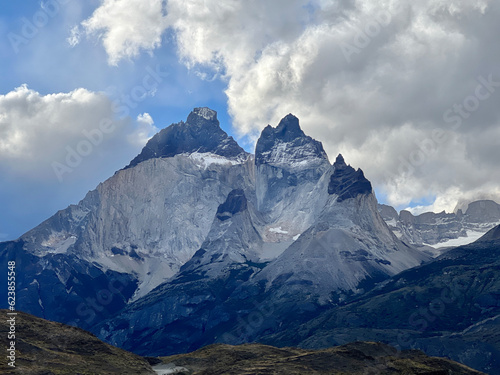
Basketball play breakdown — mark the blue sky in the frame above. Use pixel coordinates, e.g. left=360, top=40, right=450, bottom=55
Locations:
left=1, top=1, right=500, bottom=240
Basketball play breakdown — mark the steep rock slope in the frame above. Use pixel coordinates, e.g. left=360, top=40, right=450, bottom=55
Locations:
left=255, top=155, right=429, bottom=303
left=21, top=108, right=252, bottom=299
left=96, top=189, right=267, bottom=355
left=2, top=108, right=254, bottom=330
left=255, top=114, right=332, bottom=241
left=266, top=225, right=500, bottom=374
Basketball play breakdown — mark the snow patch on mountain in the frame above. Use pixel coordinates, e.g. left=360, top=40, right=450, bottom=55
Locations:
left=188, top=152, right=247, bottom=169
left=269, top=227, right=288, bottom=234
left=424, top=229, right=494, bottom=249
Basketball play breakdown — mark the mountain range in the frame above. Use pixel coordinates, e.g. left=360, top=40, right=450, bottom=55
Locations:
left=379, top=200, right=500, bottom=252
left=1, top=107, right=499, bottom=373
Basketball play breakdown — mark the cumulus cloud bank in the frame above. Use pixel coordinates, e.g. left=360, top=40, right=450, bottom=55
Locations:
left=0, top=84, right=162, bottom=187
left=81, top=0, right=500, bottom=212
left=0, top=86, right=112, bottom=174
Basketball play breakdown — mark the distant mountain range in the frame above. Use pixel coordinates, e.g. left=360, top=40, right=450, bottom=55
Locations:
left=1, top=108, right=499, bottom=374
left=378, top=200, right=500, bottom=251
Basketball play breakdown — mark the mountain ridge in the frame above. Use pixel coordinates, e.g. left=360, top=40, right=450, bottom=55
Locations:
left=1, top=107, right=495, bottom=374
left=378, top=199, right=500, bottom=249
left=92, top=109, right=430, bottom=358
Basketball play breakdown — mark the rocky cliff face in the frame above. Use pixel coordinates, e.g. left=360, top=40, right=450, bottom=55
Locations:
left=255, top=114, right=332, bottom=242
left=378, top=200, right=500, bottom=249
left=19, top=108, right=254, bottom=302
left=3, top=107, right=493, bottom=373
left=2, top=108, right=258, bottom=332
left=255, top=155, right=428, bottom=305
left=94, top=112, right=429, bottom=357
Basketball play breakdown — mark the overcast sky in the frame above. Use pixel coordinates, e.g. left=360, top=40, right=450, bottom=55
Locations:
left=1, top=0, right=500, bottom=240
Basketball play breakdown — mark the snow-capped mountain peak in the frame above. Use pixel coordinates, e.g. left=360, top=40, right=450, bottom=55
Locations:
left=8, top=108, right=431, bottom=350
left=255, top=114, right=329, bottom=168
left=127, top=107, right=246, bottom=168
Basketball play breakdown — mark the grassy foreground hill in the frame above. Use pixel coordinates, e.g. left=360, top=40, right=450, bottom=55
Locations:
left=159, top=342, right=484, bottom=374
left=0, top=309, right=155, bottom=374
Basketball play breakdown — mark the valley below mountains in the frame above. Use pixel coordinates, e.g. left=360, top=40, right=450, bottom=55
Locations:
left=1, top=107, right=499, bottom=374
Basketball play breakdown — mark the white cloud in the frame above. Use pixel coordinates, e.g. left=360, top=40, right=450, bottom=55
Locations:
left=81, top=0, right=169, bottom=65
left=0, top=85, right=141, bottom=181
left=82, top=0, right=500, bottom=211
left=128, top=113, right=158, bottom=147
left=0, top=85, right=112, bottom=167
left=67, top=25, right=82, bottom=47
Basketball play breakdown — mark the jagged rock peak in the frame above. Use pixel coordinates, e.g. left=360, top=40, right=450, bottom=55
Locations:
left=216, top=189, right=248, bottom=221
left=272, top=114, right=305, bottom=141
left=328, top=154, right=372, bottom=201
left=126, top=108, right=246, bottom=168
left=190, top=107, right=218, bottom=121
left=255, top=114, right=329, bottom=166
left=334, top=153, right=347, bottom=168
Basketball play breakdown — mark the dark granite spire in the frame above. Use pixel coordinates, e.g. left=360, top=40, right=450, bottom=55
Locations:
left=328, top=154, right=372, bottom=201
